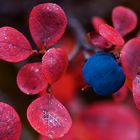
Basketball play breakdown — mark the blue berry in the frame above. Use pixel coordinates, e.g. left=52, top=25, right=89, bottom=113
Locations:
left=82, top=52, right=125, bottom=96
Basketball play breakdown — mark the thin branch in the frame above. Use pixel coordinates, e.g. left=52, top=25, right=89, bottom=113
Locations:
left=68, top=16, right=94, bottom=61
left=68, top=16, right=94, bottom=51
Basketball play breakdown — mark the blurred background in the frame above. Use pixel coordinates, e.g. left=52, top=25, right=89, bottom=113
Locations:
left=0, top=0, right=140, bottom=140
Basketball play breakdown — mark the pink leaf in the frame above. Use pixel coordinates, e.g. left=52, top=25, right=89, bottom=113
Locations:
left=80, top=102, right=140, bottom=140
left=29, top=3, right=67, bottom=50
left=99, top=24, right=124, bottom=46
left=17, top=62, right=48, bottom=95
left=27, top=94, right=72, bottom=139
left=0, top=102, right=22, bottom=140
left=121, top=38, right=140, bottom=81
left=89, top=32, right=112, bottom=49
left=133, top=75, right=140, bottom=110
left=0, top=26, right=32, bottom=62
left=42, top=48, right=68, bottom=84
left=92, top=16, right=106, bottom=32
left=112, top=6, right=137, bottom=36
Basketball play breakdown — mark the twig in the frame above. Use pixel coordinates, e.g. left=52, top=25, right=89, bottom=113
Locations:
left=68, top=16, right=94, bottom=61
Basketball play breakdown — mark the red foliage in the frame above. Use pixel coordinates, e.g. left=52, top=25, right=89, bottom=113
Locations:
left=29, top=3, right=67, bottom=50
left=0, top=102, right=22, bottom=140
left=0, top=26, right=32, bottom=62
left=92, top=16, right=106, bottom=32
left=1, top=2, right=140, bottom=140
left=57, top=34, right=76, bottom=55
left=99, top=24, right=124, bottom=46
left=80, top=102, right=140, bottom=140
left=17, top=62, right=48, bottom=95
left=42, top=48, right=68, bottom=84
left=27, top=94, right=72, bottom=139
left=52, top=72, right=77, bottom=104
left=133, top=75, right=140, bottom=110
left=38, top=118, right=92, bottom=140
left=112, top=6, right=137, bottom=36
left=121, top=38, right=140, bottom=81
left=89, top=32, right=112, bottom=49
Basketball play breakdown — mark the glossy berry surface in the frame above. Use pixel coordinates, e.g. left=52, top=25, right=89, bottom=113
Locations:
left=29, top=3, right=67, bottom=50
left=27, top=94, right=72, bottom=139
left=0, top=102, right=22, bottom=140
left=0, top=26, right=32, bottom=62
left=42, top=48, right=68, bottom=84
left=82, top=52, right=125, bottom=96
left=17, top=62, right=48, bottom=95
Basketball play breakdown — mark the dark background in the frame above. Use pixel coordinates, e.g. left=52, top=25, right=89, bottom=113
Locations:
left=0, top=0, right=140, bottom=139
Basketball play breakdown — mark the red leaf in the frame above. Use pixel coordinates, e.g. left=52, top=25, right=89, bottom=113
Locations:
left=112, top=6, right=137, bottom=36
left=0, top=26, right=32, bottom=62
left=92, top=16, right=106, bottom=32
left=27, top=94, right=72, bottom=139
left=121, top=38, right=140, bottom=81
left=29, top=3, right=67, bottom=50
left=42, top=48, right=68, bottom=84
left=0, top=102, right=22, bottom=140
left=99, top=24, right=124, bottom=46
left=17, top=62, right=48, bottom=95
left=133, top=75, right=140, bottom=110
left=89, top=32, right=112, bottom=49
left=80, top=102, right=140, bottom=140
left=52, top=72, right=76, bottom=104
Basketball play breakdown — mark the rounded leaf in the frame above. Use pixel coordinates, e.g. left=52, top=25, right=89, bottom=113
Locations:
left=99, top=24, right=124, bottom=46
left=112, top=6, right=137, bottom=36
left=92, top=16, right=106, bottom=32
left=29, top=3, right=67, bottom=50
left=27, top=94, right=72, bottom=139
left=0, top=102, right=22, bottom=140
left=42, top=48, right=68, bottom=84
left=17, top=62, right=48, bottom=95
left=132, top=75, right=140, bottom=110
left=80, top=102, right=140, bottom=140
left=121, top=38, right=140, bottom=81
left=89, top=32, right=112, bottom=49
left=0, top=26, right=32, bottom=62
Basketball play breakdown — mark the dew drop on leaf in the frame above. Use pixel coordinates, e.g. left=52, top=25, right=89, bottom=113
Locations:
left=121, top=38, right=140, bottom=81
left=0, top=26, right=32, bottom=62
left=133, top=75, right=140, bottom=110
left=0, top=102, right=22, bottom=140
left=17, top=62, right=48, bottom=95
left=29, top=3, right=67, bottom=50
left=42, top=48, right=68, bottom=84
left=27, top=94, right=72, bottom=139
